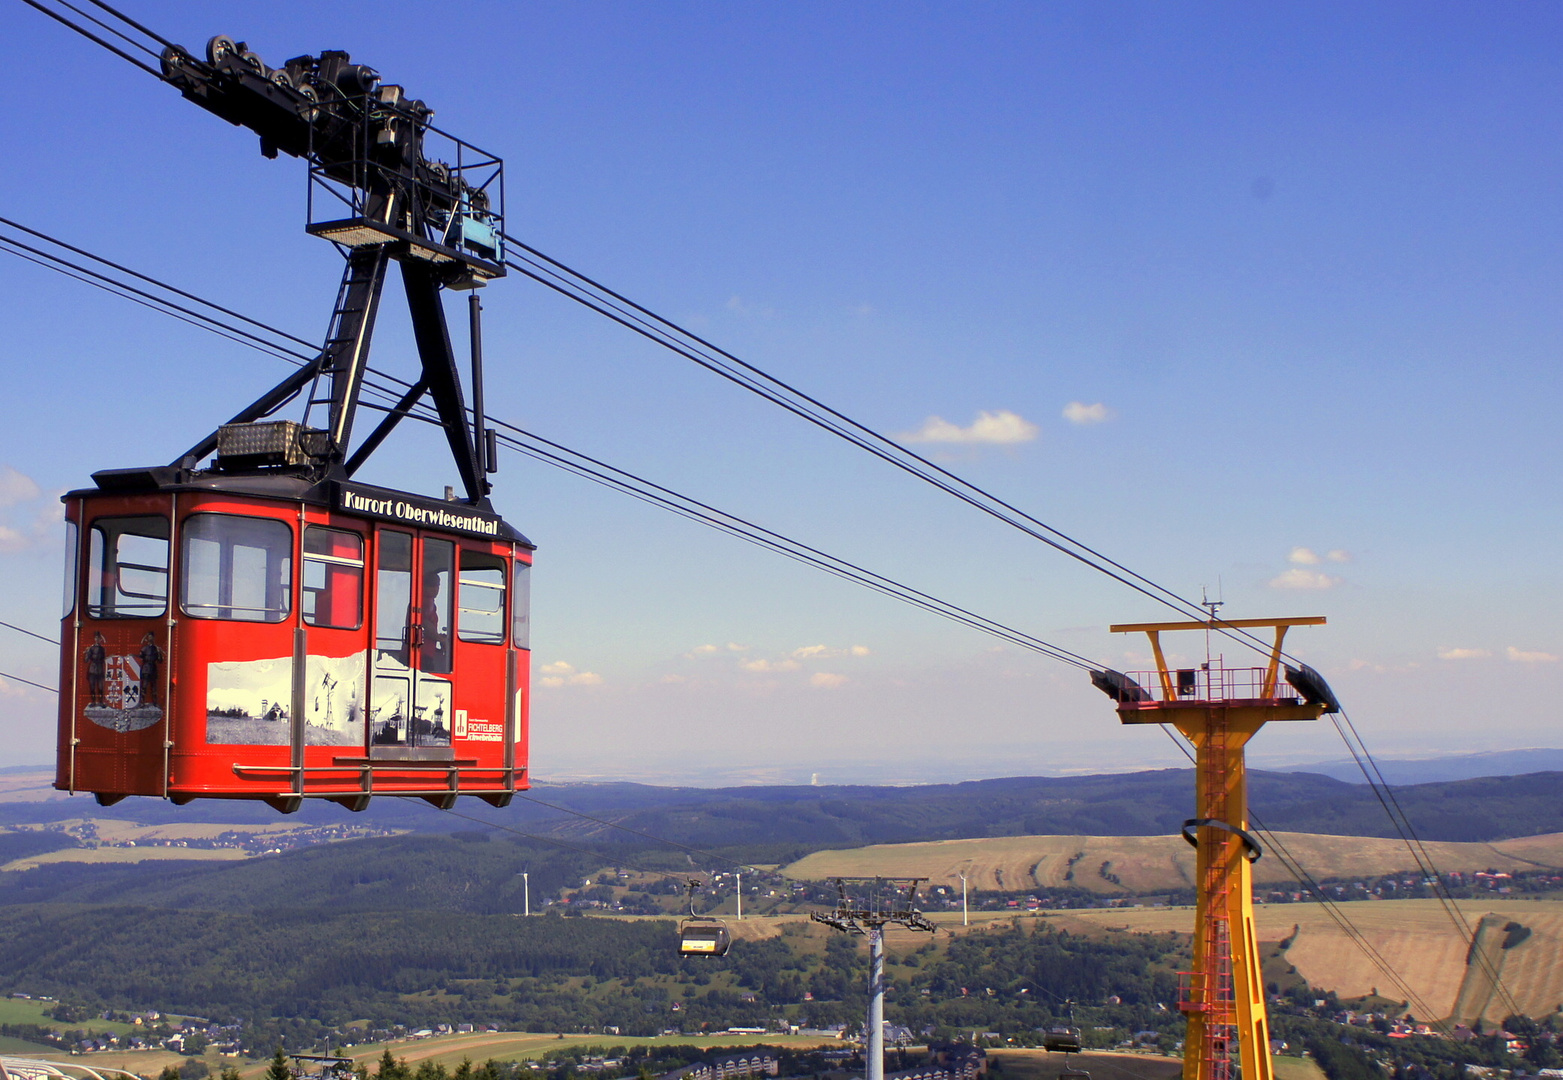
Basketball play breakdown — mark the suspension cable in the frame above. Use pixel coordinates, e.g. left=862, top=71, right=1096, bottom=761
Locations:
left=13, top=0, right=162, bottom=77
left=0, top=15, right=1507, bottom=1007
left=0, top=669, right=57, bottom=694
left=1159, top=728, right=1484, bottom=1030
left=0, top=220, right=1102, bottom=673
left=0, top=619, right=59, bottom=646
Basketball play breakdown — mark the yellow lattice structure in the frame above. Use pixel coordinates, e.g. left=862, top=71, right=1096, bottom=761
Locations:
left=1097, top=616, right=1331, bottom=1080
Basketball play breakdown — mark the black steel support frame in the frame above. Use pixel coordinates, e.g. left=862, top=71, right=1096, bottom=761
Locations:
left=344, top=375, right=429, bottom=476
left=176, top=352, right=327, bottom=466
left=402, top=262, right=488, bottom=500
left=316, top=244, right=391, bottom=453
left=157, top=37, right=503, bottom=506
left=177, top=245, right=493, bottom=503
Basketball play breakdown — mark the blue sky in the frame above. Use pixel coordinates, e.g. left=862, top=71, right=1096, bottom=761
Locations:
left=1, top=1, right=1560, bottom=782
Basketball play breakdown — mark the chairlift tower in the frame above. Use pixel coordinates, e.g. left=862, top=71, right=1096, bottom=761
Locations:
left=812, top=878, right=936, bottom=1080
left=1089, top=617, right=1339, bottom=1080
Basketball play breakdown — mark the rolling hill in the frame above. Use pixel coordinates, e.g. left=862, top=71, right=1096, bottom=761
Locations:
left=782, top=830, right=1563, bottom=894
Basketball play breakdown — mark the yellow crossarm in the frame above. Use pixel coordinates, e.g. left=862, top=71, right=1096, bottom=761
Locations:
left=1108, top=617, right=1326, bottom=633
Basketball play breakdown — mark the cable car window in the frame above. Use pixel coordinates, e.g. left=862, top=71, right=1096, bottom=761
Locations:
left=62, top=521, right=78, bottom=618
left=303, top=526, right=364, bottom=629
left=512, top=560, right=531, bottom=650
left=87, top=516, right=169, bottom=619
left=375, top=532, right=413, bottom=663
left=458, top=550, right=506, bottom=644
left=180, top=514, right=293, bottom=622
left=420, top=538, right=455, bottom=674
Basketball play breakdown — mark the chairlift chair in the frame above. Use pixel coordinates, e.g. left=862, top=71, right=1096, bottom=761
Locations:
left=1044, top=1000, right=1083, bottom=1054
left=677, top=878, right=732, bottom=958
left=1043, top=1028, right=1083, bottom=1054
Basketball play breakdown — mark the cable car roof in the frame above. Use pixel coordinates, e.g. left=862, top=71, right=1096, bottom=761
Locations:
left=73, top=467, right=533, bottom=547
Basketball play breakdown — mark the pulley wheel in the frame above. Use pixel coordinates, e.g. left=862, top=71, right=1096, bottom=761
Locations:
left=205, top=35, right=236, bottom=65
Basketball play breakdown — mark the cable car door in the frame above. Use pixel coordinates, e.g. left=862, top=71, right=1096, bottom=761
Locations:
left=370, top=530, right=456, bottom=757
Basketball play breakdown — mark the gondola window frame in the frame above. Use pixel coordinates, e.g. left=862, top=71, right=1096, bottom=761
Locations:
left=302, top=524, right=366, bottom=630
left=61, top=520, right=78, bottom=618
left=457, top=548, right=507, bottom=645
left=511, top=559, right=531, bottom=650
left=86, top=515, right=171, bottom=619
left=179, top=512, right=294, bottom=623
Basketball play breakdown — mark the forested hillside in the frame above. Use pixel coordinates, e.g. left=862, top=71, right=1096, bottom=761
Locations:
left=0, top=912, right=1181, bottom=1052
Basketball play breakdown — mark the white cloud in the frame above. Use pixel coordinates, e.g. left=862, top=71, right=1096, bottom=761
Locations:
left=1289, top=546, right=1352, bottom=566
left=726, top=296, right=775, bottom=319
left=1507, top=646, right=1559, bottom=664
left=684, top=642, right=748, bottom=657
left=1268, top=568, right=1340, bottom=590
left=659, top=674, right=687, bottom=684
left=0, top=466, right=40, bottom=509
left=899, top=410, right=1039, bottom=445
left=0, top=674, right=36, bottom=698
left=0, top=525, right=28, bottom=554
left=791, top=644, right=872, bottom=660
left=1437, top=647, right=1491, bottom=661
left=740, top=658, right=799, bottom=673
left=809, top=672, right=848, bottom=689
left=538, top=661, right=602, bottom=687
left=1062, top=402, right=1112, bottom=425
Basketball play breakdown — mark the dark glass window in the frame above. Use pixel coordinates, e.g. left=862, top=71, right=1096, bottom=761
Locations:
left=420, top=538, right=455, bottom=674
left=375, top=531, right=413, bottom=661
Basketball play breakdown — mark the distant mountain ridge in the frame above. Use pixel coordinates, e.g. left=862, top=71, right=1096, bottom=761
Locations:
left=520, top=769, right=1563, bottom=849
left=5, top=767, right=1562, bottom=847
left=1285, top=748, right=1563, bottom=785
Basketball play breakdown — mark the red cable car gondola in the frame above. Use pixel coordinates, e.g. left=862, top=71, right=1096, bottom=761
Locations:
left=58, top=454, right=532, bottom=812
left=55, top=36, right=532, bottom=812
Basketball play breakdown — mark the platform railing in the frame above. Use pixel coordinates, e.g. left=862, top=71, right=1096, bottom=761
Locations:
left=1122, top=664, right=1300, bottom=704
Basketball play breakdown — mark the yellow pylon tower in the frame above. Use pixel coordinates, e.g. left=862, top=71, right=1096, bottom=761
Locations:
left=1093, top=616, right=1333, bottom=1080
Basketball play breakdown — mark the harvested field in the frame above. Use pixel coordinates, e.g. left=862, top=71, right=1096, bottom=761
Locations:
left=1, top=817, right=398, bottom=870
left=1058, top=897, right=1563, bottom=1022
left=0, top=769, right=63, bottom=803
left=4, top=846, right=250, bottom=870
left=783, top=832, right=1563, bottom=895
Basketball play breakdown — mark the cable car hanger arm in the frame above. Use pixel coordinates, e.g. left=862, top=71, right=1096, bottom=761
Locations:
left=149, top=30, right=504, bottom=503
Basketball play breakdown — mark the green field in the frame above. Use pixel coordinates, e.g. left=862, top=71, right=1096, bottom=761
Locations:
left=1272, top=1056, right=1328, bottom=1080
left=986, top=1049, right=1182, bottom=1080
left=341, top=1031, right=838, bottom=1070
left=0, top=994, right=136, bottom=1035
